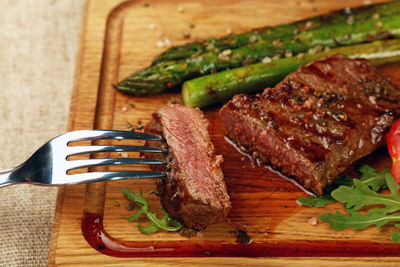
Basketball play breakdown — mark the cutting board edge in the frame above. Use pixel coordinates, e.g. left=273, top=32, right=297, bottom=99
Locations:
left=47, top=0, right=400, bottom=265
left=47, top=0, right=128, bottom=266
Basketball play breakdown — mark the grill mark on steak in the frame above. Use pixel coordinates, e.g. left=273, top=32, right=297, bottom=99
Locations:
left=228, top=95, right=331, bottom=164
left=220, top=54, right=400, bottom=195
left=144, top=104, right=231, bottom=229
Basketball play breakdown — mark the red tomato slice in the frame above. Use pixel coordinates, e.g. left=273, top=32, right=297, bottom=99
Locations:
left=392, top=161, right=400, bottom=185
left=387, top=119, right=400, bottom=160
left=388, top=119, right=400, bottom=189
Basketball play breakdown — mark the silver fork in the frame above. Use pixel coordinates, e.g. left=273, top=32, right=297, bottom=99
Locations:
left=0, top=130, right=168, bottom=187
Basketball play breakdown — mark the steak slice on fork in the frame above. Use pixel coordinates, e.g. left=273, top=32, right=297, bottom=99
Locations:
left=144, top=104, right=231, bottom=229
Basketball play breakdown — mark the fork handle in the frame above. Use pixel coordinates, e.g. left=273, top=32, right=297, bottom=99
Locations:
left=0, top=168, right=17, bottom=187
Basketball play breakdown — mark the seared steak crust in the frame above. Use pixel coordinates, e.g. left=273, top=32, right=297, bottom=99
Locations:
left=144, top=104, right=231, bottom=229
left=220, top=54, right=400, bottom=195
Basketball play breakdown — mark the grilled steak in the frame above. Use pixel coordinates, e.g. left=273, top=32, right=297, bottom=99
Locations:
left=220, top=54, right=400, bottom=195
left=144, top=104, right=231, bottom=229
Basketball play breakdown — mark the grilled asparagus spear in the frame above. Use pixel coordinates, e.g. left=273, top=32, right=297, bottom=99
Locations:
left=114, top=14, right=400, bottom=95
left=152, top=0, right=400, bottom=64
left=182, top=39, right=400, bottom=108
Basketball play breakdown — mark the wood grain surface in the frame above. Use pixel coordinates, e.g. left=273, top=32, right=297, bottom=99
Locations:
left=48, top=0, right=400, bottom=265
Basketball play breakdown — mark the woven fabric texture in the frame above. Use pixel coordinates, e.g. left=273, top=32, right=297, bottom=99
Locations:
left=0, top=0, right=85, bottom=266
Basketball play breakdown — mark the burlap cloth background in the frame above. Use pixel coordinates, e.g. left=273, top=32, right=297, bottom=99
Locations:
left=0, top=1, right=85, bottom=266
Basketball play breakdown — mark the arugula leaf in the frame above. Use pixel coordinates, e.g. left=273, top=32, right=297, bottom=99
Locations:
left=391, top=232, right=400, bottom=243
left=296, top=166, right=389, bottom=208
left=358, top=165, right=389, bottom=191
left=392, top=224, right=400, bottom=243
left=297, top=195, right=336, bottom=208
left=318, top=208, right=400, bottom=230
left=386, top=173, right=399, bottom=195
left=299, top=165, right=400, bottom=243
left=296, top=176, right=352, bottom=207
left=122, top=188, right=182, bottom=234
left=331, top=177, right=400, bottom=213
left=333, top=176, right=355, bottom=187
left=317, top=173, right=400, bottom=242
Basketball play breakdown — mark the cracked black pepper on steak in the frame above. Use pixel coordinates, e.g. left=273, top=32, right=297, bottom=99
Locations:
left=220, top=54, right=400, bottom=195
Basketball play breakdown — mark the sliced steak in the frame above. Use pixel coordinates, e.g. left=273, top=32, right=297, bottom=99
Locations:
left=220, top=54, right=400, bottom=195
left=144, top=104, right=231, bottom=229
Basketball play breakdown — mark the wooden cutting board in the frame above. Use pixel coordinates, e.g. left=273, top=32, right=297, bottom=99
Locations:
left=47, top=0, right=400, bottom=265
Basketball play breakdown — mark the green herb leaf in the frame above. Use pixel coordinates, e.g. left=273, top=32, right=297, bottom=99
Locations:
left=122, top=188, right=182, bottom=234
left=295, top=176, right=353, bottom=208
left=386, top=173, right=399, bottom=195
left=331, top=178, right=400, bottom=213
left=137, top=221, right=160, bottom=234
left=296, top=166, right=389, bottom=208
left=297, top=195, right=336, bottom=208
left=392, top=224, right=400, bottom=243
left=358, top=165, right=389, bottom=191
left=318, top=208, right=400, bottom=230
left=126, top=206, right=146, bottom=221
left=296, top=176, right=352, bottom=208
left=391, top=232, right=400, bottom=243
left=300, top=166, right=400, bottom=243
left=333, top=176, right=354, bottom=187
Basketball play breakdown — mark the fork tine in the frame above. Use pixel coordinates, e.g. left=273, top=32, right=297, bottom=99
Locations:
left=64, top=130, right=163, bottom=142
left=68, top=145, right=167, bottom=155
left=66, top=158, right=167, bottom=170
left=64, top=171, right=167, bottom=185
